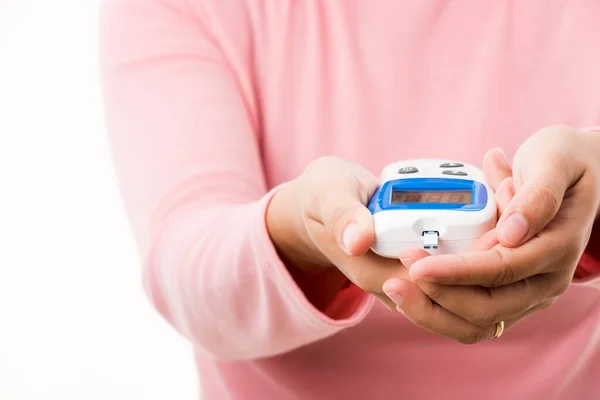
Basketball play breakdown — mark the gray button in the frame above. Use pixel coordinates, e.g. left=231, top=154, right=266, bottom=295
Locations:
left=442, top=170, right=467, bottom=176
left=440, top=162, right=464, bottom=168
left=398, top=166, right=418, bottom=174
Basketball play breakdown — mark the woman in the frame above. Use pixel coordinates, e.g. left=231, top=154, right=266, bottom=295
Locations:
left=99, top=1, right=600, bottom=398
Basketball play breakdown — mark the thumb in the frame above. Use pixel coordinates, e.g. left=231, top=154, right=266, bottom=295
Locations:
left=303, top=157, right=379, bottom=257
left=320, top=188, right=376, bottom=257
left=496, top=159, right=571, bottom=247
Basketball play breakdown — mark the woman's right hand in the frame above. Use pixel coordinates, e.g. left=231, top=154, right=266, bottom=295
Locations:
left=266, top=156, right=407, bottom=311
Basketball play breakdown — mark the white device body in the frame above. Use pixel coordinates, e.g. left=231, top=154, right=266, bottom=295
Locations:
left=370, top=159, right=497, bottom=257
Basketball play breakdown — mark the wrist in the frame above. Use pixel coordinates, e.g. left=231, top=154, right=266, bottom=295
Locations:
left=266, top=182, right=350, bottom=313
left=266, top=181, right=331, bottom=270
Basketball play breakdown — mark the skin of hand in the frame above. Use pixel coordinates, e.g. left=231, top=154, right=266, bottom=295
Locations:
left=267, top=156, right=417, bottom=311
left=383, top=125, right=600, bottom=344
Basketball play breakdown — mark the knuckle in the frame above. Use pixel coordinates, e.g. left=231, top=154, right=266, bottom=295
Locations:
left=551, top=280, right=570, bottom=297
left=489, top=269, right=511, bottom=287
left=540, top=297, right=558, bottom=310
left=537, top=272, right=569, bottom=298
left=456, top=329, right=487, bottom=345
left=326, top=206, right=351, bottom=241
left=348, top=268, right=377, bottom=293
left=410, top=311, right=431, bottom=328
left=353, top=175, right=371, bottom=205
left=424, top=284, right=446, bottom=303
left=469, top=312, right=498, bottom=327
left=487, top=249, right=516, bottom=286
left=531, top=184, right=562, bottom=216
left=351, top=169, right=380, bottom=200
left=563, top=231, right=590, bottom=259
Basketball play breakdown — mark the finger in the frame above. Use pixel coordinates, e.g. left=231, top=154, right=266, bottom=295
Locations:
left=483, top=147, right=512, bottom=191
left=382, top=278, right=496, bottom=344
left=398, top=228, right=498, bottom=270
left=415, top=273, right=558, bottom=326
left=398, top=247, right=433, bottom=269
left=497, top=148, right=582, bottom=248
left=408, top=230, right=565, bottom=286
left=373, top=292, right=402, bottom=312
left=495, top=177, right=515, bottom=217
left=467, top=228, right=500, bottom=252
left=398, top=228, right=498, bottom=271
left=305, top=222, right=404, bottom=292
left=303, top=158, right=379, bottom=257
left=342, top=251, right=407, bottom=293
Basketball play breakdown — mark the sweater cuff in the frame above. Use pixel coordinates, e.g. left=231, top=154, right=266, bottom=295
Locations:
left=573, top=218, right=600, bottom=287
left=573, top=127, right=600, bottom=288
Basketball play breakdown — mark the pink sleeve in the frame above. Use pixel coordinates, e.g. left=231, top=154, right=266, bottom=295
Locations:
left=99, top=0, right=373, bottom=361
left=573, top=127, right=600, bottom=289
left=573, top=220, right=600, bottom=288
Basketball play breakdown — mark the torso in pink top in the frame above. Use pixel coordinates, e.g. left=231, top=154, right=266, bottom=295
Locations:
left=100, top=1, right=600, bottom=399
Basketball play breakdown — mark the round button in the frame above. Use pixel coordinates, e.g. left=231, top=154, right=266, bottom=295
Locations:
left=398, top=166, right=418, bottom=174
left=442, top=170, right=467, bottom=176
left=440, top=162, right=464, bottom=168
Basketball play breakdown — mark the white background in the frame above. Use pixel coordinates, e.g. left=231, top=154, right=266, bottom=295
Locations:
left=0, top=1, right=198, bottom=399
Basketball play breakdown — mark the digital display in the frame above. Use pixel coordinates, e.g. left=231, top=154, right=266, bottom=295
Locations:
left=391, top=190, right=473, bottom=204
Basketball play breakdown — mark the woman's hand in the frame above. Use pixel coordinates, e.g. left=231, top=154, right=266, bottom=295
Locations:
left=268, top=155, right=502, bottom=333
left=384, top=125, right=600, bottom=343
left=267, top=156, right=412, bottom=311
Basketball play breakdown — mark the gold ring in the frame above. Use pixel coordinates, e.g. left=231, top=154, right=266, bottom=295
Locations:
left=493, top=321, right=505, bottom=339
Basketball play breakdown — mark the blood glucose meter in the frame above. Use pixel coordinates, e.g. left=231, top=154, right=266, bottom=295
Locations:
left=367, top=159, right=497, bottom=257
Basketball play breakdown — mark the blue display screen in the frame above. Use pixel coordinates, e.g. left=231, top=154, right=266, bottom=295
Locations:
left=367, top=178, right=488, bottom=214
left=391, top=190, right=472, bottom=204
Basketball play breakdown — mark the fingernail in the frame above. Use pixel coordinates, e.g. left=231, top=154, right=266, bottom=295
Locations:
left=342, top=223, right=358, bottom=255
left=400, top=258, right=415, bottom=269
left=500, top=212, right=529, bottom=245
left=388, top=293, right=404, bottom=309
left=382, top=279, right=404, bottom=309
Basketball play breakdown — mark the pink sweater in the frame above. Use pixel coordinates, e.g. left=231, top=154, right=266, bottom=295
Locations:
left=100, top=1, right=600, bottom=399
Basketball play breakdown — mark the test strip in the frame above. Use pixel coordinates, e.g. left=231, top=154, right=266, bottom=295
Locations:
left=422, top=231, right=439, bottom=249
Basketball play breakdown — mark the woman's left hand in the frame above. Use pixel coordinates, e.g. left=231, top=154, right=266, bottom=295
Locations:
left=383, top=125, right=600, bottom=344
